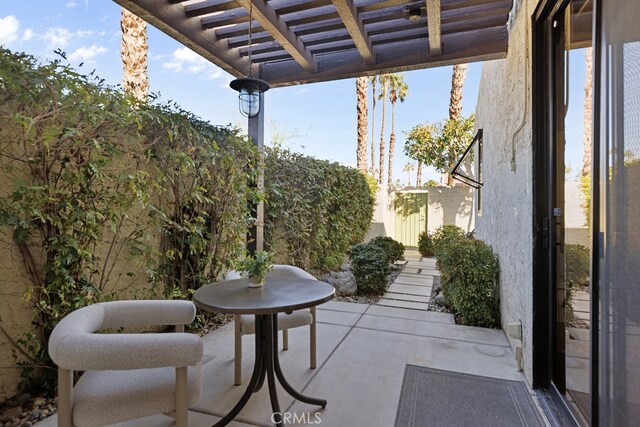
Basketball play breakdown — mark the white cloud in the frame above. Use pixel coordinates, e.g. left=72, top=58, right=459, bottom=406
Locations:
left=0, top=16, right=20, bottom=46
left=42, top=27, right=94, bottom=49
left=68, top=45, right=108, bottom=62
left=66, top=1, right=78, bottom=8
left=163, top=47, right=222, bottom=79
left=21, top=28, right=34, bottom=42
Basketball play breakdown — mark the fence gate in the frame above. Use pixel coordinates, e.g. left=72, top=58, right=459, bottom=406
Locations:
left=394, top=192, right=428, bottom=247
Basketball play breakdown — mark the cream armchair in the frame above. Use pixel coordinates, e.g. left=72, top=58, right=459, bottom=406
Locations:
left=48, top=300, right=203, bottom=427
left=225, top=265, right=318, bottom=385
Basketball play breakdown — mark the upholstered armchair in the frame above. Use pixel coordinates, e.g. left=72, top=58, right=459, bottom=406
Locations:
left=48, top=300, right=203, bottom=427
left=225, top=265, right=318, bottom=385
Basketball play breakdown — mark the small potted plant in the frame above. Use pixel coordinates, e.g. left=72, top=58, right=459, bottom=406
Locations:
left=241, top=251, right=274, bottom=287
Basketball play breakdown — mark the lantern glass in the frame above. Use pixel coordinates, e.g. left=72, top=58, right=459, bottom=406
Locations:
left=239, top=87, right=260, bottom=118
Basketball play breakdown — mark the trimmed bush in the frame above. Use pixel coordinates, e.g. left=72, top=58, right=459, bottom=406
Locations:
left=264, top=147, right=375, bottom=271
left=369, top=236, right=405, bottom=264
left=431, top=225, right=467, bottom=256
left=438, top=239, right=500, bottom=328
left=350, top=243, right=390, bottom=295
left=417, top=231, right=435, bottom=257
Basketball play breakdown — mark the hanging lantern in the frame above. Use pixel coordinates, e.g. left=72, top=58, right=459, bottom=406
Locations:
left=229, top=76, right=270, bottom=118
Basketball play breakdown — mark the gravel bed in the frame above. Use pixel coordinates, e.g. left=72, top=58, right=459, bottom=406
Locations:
left=427, top=275, right=453, bottom=314
left=0, top=394, right=56, bottom=427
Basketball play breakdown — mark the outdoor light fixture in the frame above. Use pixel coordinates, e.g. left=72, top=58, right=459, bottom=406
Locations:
left=229, top=3, right=270, bottom=118
left=230, top=76, right=270, bottom=118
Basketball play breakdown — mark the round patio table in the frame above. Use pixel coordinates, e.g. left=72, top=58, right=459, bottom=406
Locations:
left=193, top=277, right=335, bottom=427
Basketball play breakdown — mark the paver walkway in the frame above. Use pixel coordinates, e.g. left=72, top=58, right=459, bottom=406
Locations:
left=376, top=250, right=439, bottom=311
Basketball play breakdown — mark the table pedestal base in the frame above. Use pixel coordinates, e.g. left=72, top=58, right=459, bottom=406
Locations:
left=214, top=314, right=326, bottom=426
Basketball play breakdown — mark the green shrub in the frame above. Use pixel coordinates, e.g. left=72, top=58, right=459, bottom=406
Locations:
left=264, top=147, right=375, bottom=271
left=369, top=236, right=405, bottom=264
left=417, top=231, right=435, bottom=257
left=350, top=243, right=390, bottom=295
left=565, top=243, right=590, bottom=320
left=431, top=225, right=467, bottom=256
left=438, top=239, right=500, bottom=328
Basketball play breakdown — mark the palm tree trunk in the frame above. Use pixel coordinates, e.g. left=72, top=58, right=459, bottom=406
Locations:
left=387, top=101, right=396, bottom=185
left=582, top=47, right=593, bottom=177
left=356, top=77, right=368, bottom=172
left=378, top=84, right=387, bottom=184
left=121, top=8, right=149, bottom=102
left=416, top=161, right=422, bottom=187
left=449, top=64, right=468, bottom=121
left=370, top=78, right=376, bottom=175
left=445, top=63, right=468, bottom=185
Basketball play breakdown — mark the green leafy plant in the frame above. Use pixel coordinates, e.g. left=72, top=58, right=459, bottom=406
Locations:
left=240, top=251, right=274, bottom=284
left=417, top=231, right=435, bottom=257
left=438, top=239, right=500, bottom=328
left=565, top=243, right=590, bottom=321
left=369, top=236, right=405, bottom=264
left=349, top=243, right=391, bottom=295
left=264, top=147, right=375, bottom=271
left=431, top=225, right=467, bottom=257
left=403, top=116, right=475, bottom=185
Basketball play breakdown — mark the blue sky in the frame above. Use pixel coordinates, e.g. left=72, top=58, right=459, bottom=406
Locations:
left=0, top=1, right=584, bottom=184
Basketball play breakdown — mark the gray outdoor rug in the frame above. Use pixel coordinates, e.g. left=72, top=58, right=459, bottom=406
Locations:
left=395, top=365, right=546, bottom=427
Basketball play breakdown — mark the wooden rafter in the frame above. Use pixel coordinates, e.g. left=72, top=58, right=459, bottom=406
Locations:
left=426, top=0, right=442, bottom=55
left=331, top=0, right=375, bottom=64
left=234, top=0, right=316, bottom=72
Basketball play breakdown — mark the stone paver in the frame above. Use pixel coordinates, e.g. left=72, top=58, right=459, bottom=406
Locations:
left=376, top=299, right=428, bottom=310
left=387, top=283, right=432, bottom=296
left=381, top=292, right=431, bottom=303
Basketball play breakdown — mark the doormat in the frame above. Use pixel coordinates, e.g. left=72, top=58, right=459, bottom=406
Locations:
left=395, top=365, right=546, bottom=427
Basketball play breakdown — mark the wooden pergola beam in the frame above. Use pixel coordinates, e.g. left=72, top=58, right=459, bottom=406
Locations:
left=234, top=0, right=316, bottom=72
left=426, top=0, right=442, bottom=55
left=331, top=0, right=375, bottom=64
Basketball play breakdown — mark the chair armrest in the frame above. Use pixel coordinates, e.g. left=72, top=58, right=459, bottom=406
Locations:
left=100, top=300, right=196, bottom=330
left=50, top=332, right=203, bottom=371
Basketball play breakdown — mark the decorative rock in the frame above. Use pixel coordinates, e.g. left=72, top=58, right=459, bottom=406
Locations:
left=434, top=293, right=449, bottom=307
left=0, top=407, right=23, bottom=423
left=32, top=397, right=46, bottom=408
left=14, top=395, right=30, bottom=406
left=324, top=271, right=357, bottom=296
left=340, top=261, right=351, bottom=271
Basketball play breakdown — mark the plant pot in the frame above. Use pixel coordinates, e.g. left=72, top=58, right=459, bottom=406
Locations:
left=248, top=276, right=264, bottom=288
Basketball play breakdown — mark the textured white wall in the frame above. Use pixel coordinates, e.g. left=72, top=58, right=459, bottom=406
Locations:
left=426, top=185, right=475, bottom=233
left=474, top=0, right=536, bottom=383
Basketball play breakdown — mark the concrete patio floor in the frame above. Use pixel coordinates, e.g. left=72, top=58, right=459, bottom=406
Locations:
left=36, top=256, right=547, bottom=427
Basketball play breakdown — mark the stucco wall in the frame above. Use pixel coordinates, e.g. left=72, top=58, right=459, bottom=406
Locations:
left=474, top=0, right=536, bottom=383
left=426, top=185, right=475, bottom=233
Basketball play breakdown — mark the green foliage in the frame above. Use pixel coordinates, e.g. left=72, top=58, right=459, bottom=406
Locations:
left=403, top=116, right=475, bottom=175
left=425, top=180, right=439, bottom=187
left=137, top=104, right=259, bottom=293
left=417, top=231, right=435, bottom=257
left=264, top=147, right=375, bottom=271
left=579, top=174, right=591, bottom=228
left=565, top=243, right=590, bottom=320
left=369, top=236, right=405, bottom=264
left=0, top=49, right=258, bottom=395
left=349, top=243, right=390, bottom=295
left=431, top=225, right=467, bottom=257
left=0, top=49, right=151, bottom=394
left=438, top=239, right=500, bottom=328
left=240, top=251, right=274, bottom=283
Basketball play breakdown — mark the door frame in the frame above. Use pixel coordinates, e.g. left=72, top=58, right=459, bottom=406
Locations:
left=532, top=0, right=601, bottom=425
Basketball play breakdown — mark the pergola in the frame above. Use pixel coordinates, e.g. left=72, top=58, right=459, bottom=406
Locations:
left=115, top=0, right=513, bottom=87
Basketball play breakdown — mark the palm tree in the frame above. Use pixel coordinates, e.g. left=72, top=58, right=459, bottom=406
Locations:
left=121, top=8, right=149, bottom=101
left=378, top=74, right=391, bottom=184
left=387, top=74, right=409, bottom=185
left=416, top=161, right=423, bottom=187
left=449, top=64, right=468, bottom=120
left=356, top=77, right=368, bottom=172
left=403, top=162, right=415, bottom=187
left=444, top=63, right=468, bottom=184
left=369, top=75, right=377, bottom=174
left=582, top=47, right=593, bottom=177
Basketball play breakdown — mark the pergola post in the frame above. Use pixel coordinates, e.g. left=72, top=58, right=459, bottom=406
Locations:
left=247, top=94, right=265, bottom=254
